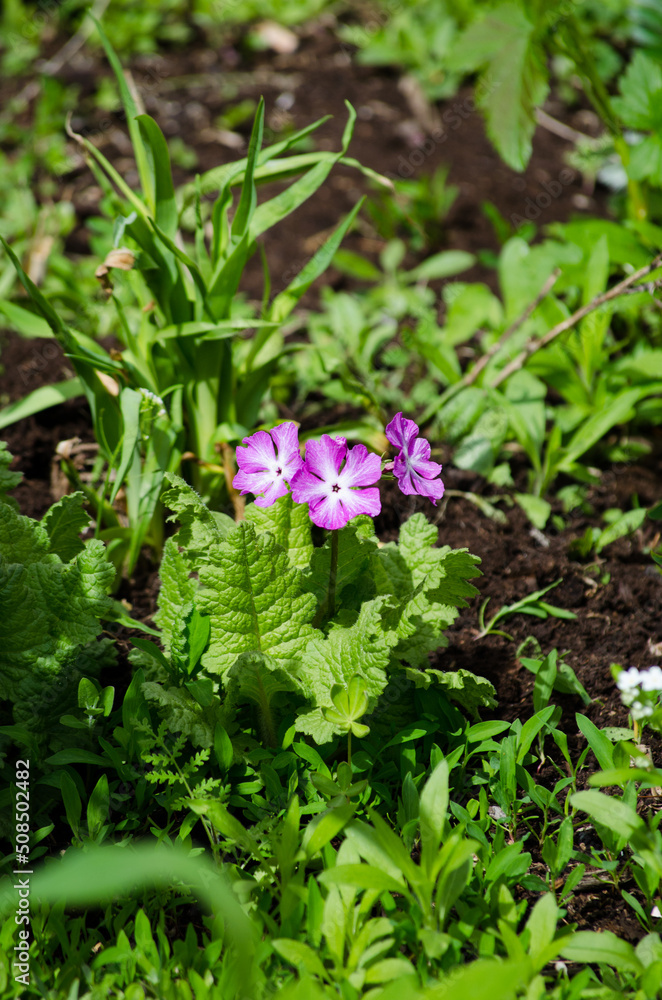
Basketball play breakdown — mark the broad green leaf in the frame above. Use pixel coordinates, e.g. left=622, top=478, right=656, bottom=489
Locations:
left=318, top=863, right=407, bottom=897
left=560, top=387, right=652, bottom=470
left=302, top=517, right=376, bottom=608
left=86, top=773, right=109, bottom=837
left=227, top=650, right=302, bottom=716
left=560, top=930, right=643, bottom=972
left=570, top=790, right=645, bottom=840
left=442, top=282, right=503, bottom=347
left=405, top=251, right=475, bottom=282
left=301, top=802, right=356, bottom=859
left=0, top=299, right=53, bottom=338
left=376, top=515, right=481, bottom=666
left=295, top=599, right=391, bottom=743
left=514, top=493, right=551, bottom=529
left=524, top=893, right=558, bottom=964
left=109, top=387, right=141, bottom=505
left=45, top=749, right=108, bottom=766
left=447, top=3, right=548, bottom=171
left=0, top=841, right=256, bottom=968
left=272, top=940, right=329, bottom=982
left=345, top=819, right=409, bottom=886
left=405, top=668, right=497, bottom=716
left=0, top=378, right=83, bottom=431
left=161, top=472, right=233, bottom=562
left=41, top=493, right=89, bottom=562
left=576, top=714, right=614, bottom=771
left=419, top=760, right=449, bottom=866
left=137, top=114, right=178, bottom=239
left=612, top=51, right=662, bottom=131
left=504, top=370, right=546, bottom=471
left=60, top=771, right=82, bottom=834
left=0, top=492, right=114, bottom=711
left=245, top=494, right=314, bottom=570
left=466, top=720, right=510, bottom=743
left=0, top=442, right=22, bottom=498
left=425, top=958, right=528, bottom=999
left=595, top=507, right=647, bottom=554
left=198, top=521, right=316, bottom=679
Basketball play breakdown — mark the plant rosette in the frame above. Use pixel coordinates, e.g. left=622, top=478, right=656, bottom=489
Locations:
left=133, top=412, right=489, bottom=752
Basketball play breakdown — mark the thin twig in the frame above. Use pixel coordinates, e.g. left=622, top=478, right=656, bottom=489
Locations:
left=489, top=254, right=662, bottom=389
left=534, top=108, right=593, bottom=145
left=463, top=268, right=560, bottom=388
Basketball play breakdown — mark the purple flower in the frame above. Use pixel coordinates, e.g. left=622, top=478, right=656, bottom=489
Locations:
left=233, top=422, right=303, bottom=507
left=385, top=412, right=444, bottom=505
left=290, top=435, right=382, bottom=530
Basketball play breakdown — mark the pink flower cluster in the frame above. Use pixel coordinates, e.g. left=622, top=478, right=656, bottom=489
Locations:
left=233, top=413, right=444, bottom=531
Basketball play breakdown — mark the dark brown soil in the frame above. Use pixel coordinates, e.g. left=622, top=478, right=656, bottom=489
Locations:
left=1, top=22, right=658, bottom=945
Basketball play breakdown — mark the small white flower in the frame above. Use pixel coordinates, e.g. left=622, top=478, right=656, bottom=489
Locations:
left=616, top=667, right=642, bottom=692
left=640, top=666, right=662, bottom=693
left=138, top=387, right=165, bottom=408
left=631, top=701, right=654, bottom=720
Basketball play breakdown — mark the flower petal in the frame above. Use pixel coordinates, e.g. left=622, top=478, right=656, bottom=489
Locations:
left=254, top=478, right=290, bottom=507
left=338, top=486, right=381, bottom=522
left=393, top=461, right=445, bottom=504
left=385, top=412, right=419, bottom=453
left=271, top=422, right=304, bottom=478
left=303, top=435, right=347, bottom=483
left=236, top=430, right=277, bottom=474
left=308, top=493, right=349, bottom=530
left=337, top=443, right=382, bottom=489
left=290, top=468, right=330, bottom=507
left=233, top=468, right=275, bottom=497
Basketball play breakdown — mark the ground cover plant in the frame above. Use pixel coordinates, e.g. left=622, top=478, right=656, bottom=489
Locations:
left=2, top=3, right=662, bottom=998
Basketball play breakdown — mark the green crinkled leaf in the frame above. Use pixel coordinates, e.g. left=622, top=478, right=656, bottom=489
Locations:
left=154, top=538, right=200, bottom=657
left=0, top=442, right=21, bottom=503
left=161, top=472, right=234, bottom=567
left=296, top=598, right=391, bottom=743
left=198, top=521, right=316, bottom=679
left=405, top=667, right=497, bottom=718
left=42, top=492, right=89, bottom=561
left=12, top=638, right=116, bottom=732
left=141, top=681, right=225, bottom=748
left=228, top=650, right=303, bottom=713
left=302, top=516, right=377, bottom=608
left=0, top=496, right=51, bottom=567
left=612, top=51, right=662, bottom=132
left=375, top=515, right=481, bottom=667
left=245, top=494, right=314, bottom=569
left=0, top=494, right=115, bottom=715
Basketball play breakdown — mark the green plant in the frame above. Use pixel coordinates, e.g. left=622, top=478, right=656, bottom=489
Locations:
left=0, top=443, right=117, bottom=760
left=475, top=580, right=576, bottom=641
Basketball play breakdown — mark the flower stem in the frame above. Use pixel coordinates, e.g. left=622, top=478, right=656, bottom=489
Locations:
left=328, top=529, right=339, bottom=620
